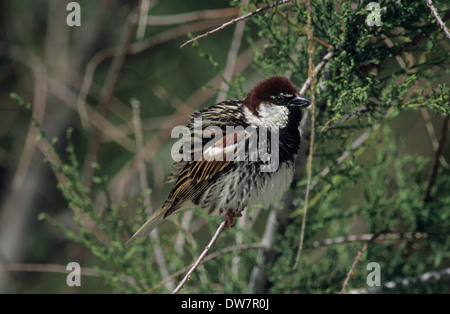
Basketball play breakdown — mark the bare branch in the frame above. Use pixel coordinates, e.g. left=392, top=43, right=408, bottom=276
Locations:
left=82, top=11, right=137, bottom=190
left=249, top=50, right=334, bottom=294
left=180, top=0, right=292, bottom=48
left=143, top=8, right=239, bottom=26
left=0, top=263, right=99, bottom=277
left=423, top=115, right=449, bottom=202
left=304, top=232, right=428, bottom=249
left=0, top=263, right=139, bottom=288
left=136, top=0, right=153, bottom=40
left=309, top=108, right=394, bottom=193
left=131, top=98, right=151, bottom=210
left=427, top=0, right=450, bottom=40
left=141, top=41, right=262, bottom=163
left=275, top=9, right=333, bottom=49
left=172, top=220, right=227, bottom=294
left=50, top=78, right=136, bottom=152
left=76, top=18, right=231, bottom=132
left=348, top=267, right=450, bottom=294
left=294, top=0, right=315, bottom=268
left=131, top=98, right=173, bottom=291
left=339, top=233, right=382, bottom=294
left=216, top=0, right=248, bottom=103
left=147, top=242, right=264, bottom=294
left=420, top=108, right=450, bottom=169
left=299, top=51, right=334, bottom=96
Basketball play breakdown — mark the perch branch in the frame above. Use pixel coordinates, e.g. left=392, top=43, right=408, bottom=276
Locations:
left=146, top=242, right=263, bottom=294
left=172, top=220, right=227, bottom=294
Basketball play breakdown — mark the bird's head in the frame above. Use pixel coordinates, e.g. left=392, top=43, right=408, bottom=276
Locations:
left=242, top=76, right=310, bottom=128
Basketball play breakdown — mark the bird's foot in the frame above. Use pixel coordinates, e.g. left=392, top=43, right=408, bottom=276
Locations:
left=224, top=210, right=242, bottom=229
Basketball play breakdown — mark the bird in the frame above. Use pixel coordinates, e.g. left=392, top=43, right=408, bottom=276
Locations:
left=127, top=76, right=310, bottom=243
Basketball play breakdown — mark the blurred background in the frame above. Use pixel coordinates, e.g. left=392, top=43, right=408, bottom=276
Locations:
left=0, top=0, right=449, bottom=294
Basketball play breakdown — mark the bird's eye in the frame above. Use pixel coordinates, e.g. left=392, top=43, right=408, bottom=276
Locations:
left=272, top=95, right=284, bottom=103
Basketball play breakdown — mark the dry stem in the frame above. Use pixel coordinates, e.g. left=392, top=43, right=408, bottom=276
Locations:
left=427, top=0, right=450, bottom=40
left=180, top=0, right=291, bottom=48
left=339, top=233, right=382, bottom=294
left=172, top=220, right=227, bottom=294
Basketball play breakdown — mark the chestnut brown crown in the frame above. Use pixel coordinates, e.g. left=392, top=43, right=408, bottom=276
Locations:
left=243, top=76, right=307, bottom=116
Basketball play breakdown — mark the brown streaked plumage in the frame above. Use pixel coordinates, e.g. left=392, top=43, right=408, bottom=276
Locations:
left=127, top=76, right=310, bottom=243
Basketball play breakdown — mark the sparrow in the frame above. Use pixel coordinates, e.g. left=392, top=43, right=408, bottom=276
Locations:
left=127, top=76, right=310, bottom=243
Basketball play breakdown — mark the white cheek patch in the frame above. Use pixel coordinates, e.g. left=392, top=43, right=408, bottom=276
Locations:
left=243, top=103, right=289, bottom=128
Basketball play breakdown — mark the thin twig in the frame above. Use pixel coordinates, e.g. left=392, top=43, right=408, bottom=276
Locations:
left=275, top=9, right=333, bottom=49
left=0, top=262, right=139, bottom=287
left=7, top=50, right=48, bottom=191
left=249, top=48, right=333, bottom=294
left=293, top=0, right=315, bottom=269
left=136, top=0, right=150, bottom=40
left=0, top=263, right=99, bottom=277
left=50, top=78, right=136, bottom=152
left=308, top=107, right=394, bottom=196
left=339, top=243, right=367, bottom=294
left=142, top=7, right=240, bottom=26
left=299, top=51, right=334, bottom=95
left=76, top=18, right=230, bottom=132
left=131, top=98, right=151, bottom=210
left=348, top=267, right=450, bottom=294
left=83, top=10, right=137, bottom=191
left=427, top=0, right=450, bottom=40
left=216, top=0, right=248, bottom=103
left=141, top=41, right=261, bottom=162
left=180, top=0, right=291, bottom=48
left=339, top=233, right=382, bottom=294
left=172, top=220, right=227, bottom=294
left=420, top=108, right=450, bottom=169
left=131, top=98, right=173, bottom=291
left=304, top=232, right=428, bottom=249
left=146, top=242, right=264, bottom=294
left=423, top=115, right=449, bottom=202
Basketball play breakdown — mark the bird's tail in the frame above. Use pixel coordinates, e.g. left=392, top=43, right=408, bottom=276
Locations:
left=126, top=207, right=167, bottom=245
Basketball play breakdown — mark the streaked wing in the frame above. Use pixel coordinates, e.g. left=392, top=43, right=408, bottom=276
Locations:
left=163, top=128, right=247, bottom=217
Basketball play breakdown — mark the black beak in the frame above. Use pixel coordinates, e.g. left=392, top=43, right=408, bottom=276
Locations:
left=288, top=93, right=311, bottom=108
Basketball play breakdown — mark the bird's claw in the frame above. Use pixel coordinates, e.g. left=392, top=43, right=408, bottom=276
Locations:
left=224, top=210, right=242, bottom=229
